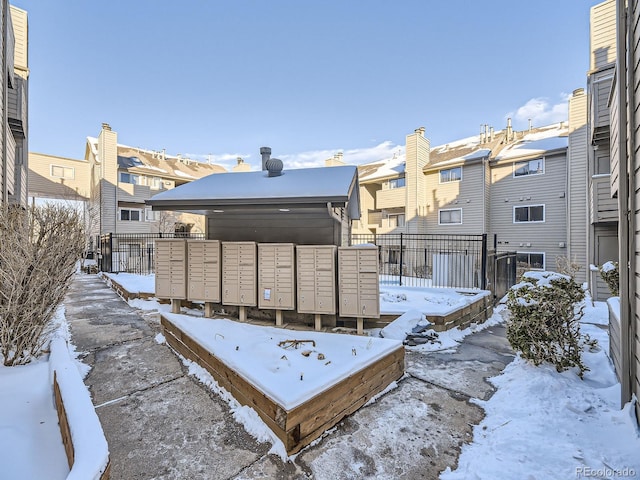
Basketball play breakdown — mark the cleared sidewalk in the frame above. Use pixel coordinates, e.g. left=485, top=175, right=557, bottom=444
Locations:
left=64, top=273, right=514, bottom=480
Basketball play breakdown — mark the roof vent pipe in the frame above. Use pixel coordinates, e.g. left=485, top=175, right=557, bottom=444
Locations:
left=506, top=117, right=513, bottom=142
left=266, top=158, right=283, bottom=177
left=490, top=127, right=494, bottom=141
left=260, top=147, right=272, bottom=171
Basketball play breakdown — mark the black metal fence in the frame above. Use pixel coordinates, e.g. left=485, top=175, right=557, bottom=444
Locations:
left=99, top=232, right=205, bottom=275
left=351, top=233, right=488, bottom=289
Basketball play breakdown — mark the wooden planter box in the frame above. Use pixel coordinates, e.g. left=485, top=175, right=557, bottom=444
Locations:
left=161, top=314, right=404, bottom=454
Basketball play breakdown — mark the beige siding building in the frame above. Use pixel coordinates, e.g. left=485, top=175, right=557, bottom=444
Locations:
left=352, top=120, right=577, bottom=277
left=28, top=123, right=227, bottom=238
left=0, top=4, right=28, bottom=207
left=609, top=0, right=640, bottom=424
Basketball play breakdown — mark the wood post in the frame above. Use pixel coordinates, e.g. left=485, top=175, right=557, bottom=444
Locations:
left=314, top=314, right=322, bottom=331
left=171, top=299, right=181, bottom=314
left=276, top=310, right=283, bottom=326
left=204, top=302, right=214, bottom=318
left=357, top=317, right=364, bottom=335
left=239, top=306, right=246, bottom=322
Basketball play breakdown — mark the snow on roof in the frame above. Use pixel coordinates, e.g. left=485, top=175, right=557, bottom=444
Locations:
left=429, top=148, right=491, bottom=168
left=495, top=124, right=568, bottom=161
left=173, top=170, right=196, bottom=179
left=148, top=165, right=359, bottom=206
left=358, top=153, right=406, bottom=183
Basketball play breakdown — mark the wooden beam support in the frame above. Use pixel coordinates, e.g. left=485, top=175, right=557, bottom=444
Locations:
left=275, top=309, right=283, bottom=326
left=204, top=302, right=214, bottom=318
left=239, top=306, right=246, bottom=322
left=357, top=317, right=364, bottom=335
left=314, top=314, right=322, bottom=331
left=171, top=299, right=181, bottom=314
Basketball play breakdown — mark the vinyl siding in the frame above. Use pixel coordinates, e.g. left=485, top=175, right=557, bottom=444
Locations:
left=590, top=174, right=618, bottom=222
left=377, top=186, right=405, bottom=210
left=405, top=130, right=429, bottom=234
left=590, top=0, right=616, bottom=70
left=28, top=152, right=90, bottom=199
left=100, top=178, right=117, bottom=234
left=610, top=73, right=620, bottom=196
left=9, top=6, right=26, bottom=76
left=568, top=92, right=589, bottom=284
left=632, top=0, right=640, bottom=421
left=425, top=162, right=485, bottom=234
left=490, top=153, right=568, bottom=269
left=591, top=71, right=614, bottom=131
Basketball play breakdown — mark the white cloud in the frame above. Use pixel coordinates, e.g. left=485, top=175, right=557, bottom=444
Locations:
left=279, top=141, right=403, bottom=170
left=506, top=94, right=569, bottom=129
left=183, top=141, right=404, bottom=172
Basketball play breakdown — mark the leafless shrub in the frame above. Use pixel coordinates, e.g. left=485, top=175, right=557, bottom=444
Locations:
left=0, top=203, right=85, bottom=366
left=555, top=255, right=582, bottom=279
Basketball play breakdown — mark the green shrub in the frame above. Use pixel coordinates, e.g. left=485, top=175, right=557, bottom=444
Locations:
left=599, top=261, right=619, bottom=297
left=506, top=271, right=595, bottom=378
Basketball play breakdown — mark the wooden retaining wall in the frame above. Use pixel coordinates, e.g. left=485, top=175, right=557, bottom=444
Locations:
left=53, top=372, right=111, bottom=479
left=161, top=314, right=404, bottom=454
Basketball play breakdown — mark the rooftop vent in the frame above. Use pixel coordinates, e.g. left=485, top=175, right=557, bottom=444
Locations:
left=266, top=158, right=283, bottom=177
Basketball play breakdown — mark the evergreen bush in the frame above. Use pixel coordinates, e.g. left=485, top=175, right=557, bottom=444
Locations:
left=599, top=261, right=619, bottom=297
left=506, top=271, right=595, bottom=378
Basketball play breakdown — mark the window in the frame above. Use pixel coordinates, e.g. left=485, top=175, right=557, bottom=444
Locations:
left=388, top=176, right=406, bottom=189
left=50, top=165, right=74, bottom=179
left=439, top=166, right=462, bottom=183
left=388, top=214, right=405, bottom=227
left=513, top=158, right=544, bottom=177
left=149, top=176, right=163, bottom=190
left=514, top=205, right=545, bottom=223
left=516, top=252, right=545, bottom=270
left=119, top=208, right=141, bottom=221
left=119, top=172, right=140, bottom=185
left=439, top=208, right=462, bottom=225
left=145, top=207, right=160, bottom=222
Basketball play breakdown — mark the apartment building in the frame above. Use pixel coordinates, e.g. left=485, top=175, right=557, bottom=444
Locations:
left=352, top=119, right=577, bottom=277
left=0, top=3, right=28, bottom=207
left=28, top=123, right=227, bottom=237
left=607, top=0, right=639, bottom=423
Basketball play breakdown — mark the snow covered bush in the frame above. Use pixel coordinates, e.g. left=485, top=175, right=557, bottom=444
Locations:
left=599, top=261, right=619, bottom=297
left=506, top=271, right=595, bottom=378
left=0, top=203, right=85, bottom=366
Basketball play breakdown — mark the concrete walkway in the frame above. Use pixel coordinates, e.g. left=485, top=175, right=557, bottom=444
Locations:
left=64, top=273, right=514, bottom=480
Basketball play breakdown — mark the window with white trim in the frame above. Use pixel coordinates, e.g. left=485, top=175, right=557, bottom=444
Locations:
left=50, top=164, right=74, bottom=179
left=514, top=205, right=544, bottom=223
left=516, top=252, right=545, bottom=270
left=513, top=158, right=544, bottom=177
left=438, top=208, right=462, bottom=225
left=388, top=176, right=406, bottom=189
left=439, top=166, right=462, bottom=183
left=119, top=208, right=142, bottom=221
left=145, top=207, right=160, bottom=222
left=388, top=214, right=405, bottom=227
left=149, top=176, right=163, bottom=190
left=119, top=172, right=141, bottom=185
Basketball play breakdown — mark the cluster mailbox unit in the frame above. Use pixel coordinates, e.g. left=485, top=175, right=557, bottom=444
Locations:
left=338, top=246, right=380, bottom=333
left=296, top=245, right=337, bottom=330
left=221, top=241, right=257, bottom=321
left=187, top=240, right=221, bottom=317
left=156, top=240, right=380, bottom=333
left=155, top=239, right=187, bottom=313
left=258, top=243, right=296, bottom=325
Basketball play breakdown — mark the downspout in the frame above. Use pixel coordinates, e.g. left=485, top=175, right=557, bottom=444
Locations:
left=618, top=0, right=632, bottom=405
left=326, top=201, right=342, bottom=222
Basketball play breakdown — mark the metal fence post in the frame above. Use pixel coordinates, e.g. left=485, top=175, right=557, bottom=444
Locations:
left=399, top=232, right=404, bottom=286
left=481, top=233, right=488, bottom=290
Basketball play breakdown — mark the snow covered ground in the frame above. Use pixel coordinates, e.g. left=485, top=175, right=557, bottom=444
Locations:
left=441, top=297, right=640, bottom=480
left=2, top=270, right=638, bottom=479
left=0, top=307, right=109, bottom=480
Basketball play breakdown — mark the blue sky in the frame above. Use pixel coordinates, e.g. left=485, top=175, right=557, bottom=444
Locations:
left=17, top=1, right=597, bottom=171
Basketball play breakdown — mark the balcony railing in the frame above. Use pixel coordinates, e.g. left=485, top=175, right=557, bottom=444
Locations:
left=590, top=174, right=618, bottom=223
